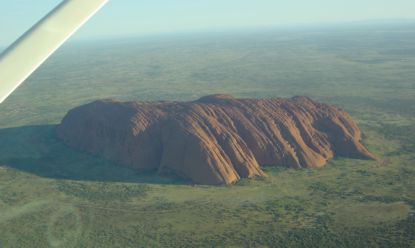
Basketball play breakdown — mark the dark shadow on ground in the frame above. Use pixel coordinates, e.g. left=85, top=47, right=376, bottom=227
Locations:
left=0, top=125, right=188, bottom=185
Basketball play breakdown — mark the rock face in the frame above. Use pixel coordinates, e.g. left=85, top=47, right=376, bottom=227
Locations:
left=57, top=95, right=375, bottom=185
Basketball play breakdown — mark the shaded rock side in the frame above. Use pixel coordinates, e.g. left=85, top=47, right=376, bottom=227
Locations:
left=57, top=95, right=375, bottom=185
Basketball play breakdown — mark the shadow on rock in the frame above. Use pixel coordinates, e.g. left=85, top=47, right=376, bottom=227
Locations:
left=0, top=125, right=187, bottom=185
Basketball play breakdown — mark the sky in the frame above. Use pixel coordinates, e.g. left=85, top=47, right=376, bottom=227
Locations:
left=1, top=0, right=415, bottom=47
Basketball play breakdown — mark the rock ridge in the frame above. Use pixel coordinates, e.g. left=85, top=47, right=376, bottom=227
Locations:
left=57, top=95, right=375, bottom=185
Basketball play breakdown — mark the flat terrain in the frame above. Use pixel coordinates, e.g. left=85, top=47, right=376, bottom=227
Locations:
left=0, top=23, right=414, bottom=247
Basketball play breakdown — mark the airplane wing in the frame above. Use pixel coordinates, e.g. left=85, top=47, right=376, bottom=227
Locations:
left=0, top=0, right=108, bottom=104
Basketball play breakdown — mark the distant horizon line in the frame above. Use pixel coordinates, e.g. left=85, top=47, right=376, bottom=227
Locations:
left=69, top=18, right=415, bottom=45
left=1, top=18, right=415, bottom=49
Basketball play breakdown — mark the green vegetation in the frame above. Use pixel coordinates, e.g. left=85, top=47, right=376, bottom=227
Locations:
left=0, top=23, right=414, bottom=247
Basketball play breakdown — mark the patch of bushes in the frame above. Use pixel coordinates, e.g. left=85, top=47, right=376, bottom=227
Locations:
left=56, top=182, right=150, bottom=201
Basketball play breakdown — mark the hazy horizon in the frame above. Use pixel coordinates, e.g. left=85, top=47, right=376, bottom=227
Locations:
left=1, top=18, right=415, bottom=50
left=1, top=0, right=415, bottom=47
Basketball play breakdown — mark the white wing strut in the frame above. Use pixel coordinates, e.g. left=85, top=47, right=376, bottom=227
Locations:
left=0, top=0, right=108, bottom=104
